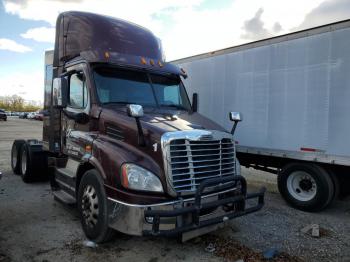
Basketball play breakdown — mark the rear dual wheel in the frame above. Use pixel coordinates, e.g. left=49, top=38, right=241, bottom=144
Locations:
left=11, top=140, right=25, bottom=175
left=20, top=143, right=35, bottom=183
left=11, top=140, right=47, bottom=183
left=278, top=163, right=337, bottom=212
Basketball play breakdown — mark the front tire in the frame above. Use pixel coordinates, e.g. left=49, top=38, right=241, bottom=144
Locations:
left=77, top=169, right=114, bottom=243
left=277, top=163, right=334, bottom=212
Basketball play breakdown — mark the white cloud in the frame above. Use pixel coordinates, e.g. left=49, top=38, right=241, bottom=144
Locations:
left=4, top=0, right=336, bottom=59
left=0, top=70, right=43, bottom=102
left=21, top=27, right=55, bottom=43
left=0, top=38, right=32, bottom=53
left=4, top=0, right=347, bottom=103
left=2, top=0, right=347, bottom=60
left=297, top=0, right=350, bottom=30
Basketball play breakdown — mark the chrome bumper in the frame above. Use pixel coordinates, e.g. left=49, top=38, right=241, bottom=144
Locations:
left=107, top=176, right=265, bottom=238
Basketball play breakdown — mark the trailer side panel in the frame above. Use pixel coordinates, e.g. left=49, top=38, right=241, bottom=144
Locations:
left=176, top=23, right=350, bottom=165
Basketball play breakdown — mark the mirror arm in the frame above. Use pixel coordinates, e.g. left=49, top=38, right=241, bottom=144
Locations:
left=135, top=117, right=146, bottom=146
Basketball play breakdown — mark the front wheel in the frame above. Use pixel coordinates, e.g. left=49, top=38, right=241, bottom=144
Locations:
left=77, top=169, right=114, bottom=243
left=277, top=163, right=334, bottom=212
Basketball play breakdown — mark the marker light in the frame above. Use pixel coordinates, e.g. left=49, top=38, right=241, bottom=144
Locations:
left=141, top=57, right=147, bottom=65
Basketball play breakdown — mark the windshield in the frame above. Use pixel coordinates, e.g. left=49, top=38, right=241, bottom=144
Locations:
left=93, top=67, right=191, bottom=111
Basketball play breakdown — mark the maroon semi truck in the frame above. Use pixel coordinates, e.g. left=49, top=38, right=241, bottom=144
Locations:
left=10, top=11, right=265, bottom=242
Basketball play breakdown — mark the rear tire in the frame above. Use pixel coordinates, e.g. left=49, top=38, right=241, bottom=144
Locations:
left=20, top=143, right=35, bottom=183
left=78, top=169, right=114, bottom=243
left=11, top=140, right=26, bottom=175
left=278, top=163, right=334, bottom=212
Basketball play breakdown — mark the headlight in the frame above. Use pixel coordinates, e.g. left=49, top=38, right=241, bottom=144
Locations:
left=121, top=163, right=163, bottom=193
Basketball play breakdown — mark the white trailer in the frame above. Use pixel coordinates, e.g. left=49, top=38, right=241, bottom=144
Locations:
left=174, top=19, right=350, bottom=211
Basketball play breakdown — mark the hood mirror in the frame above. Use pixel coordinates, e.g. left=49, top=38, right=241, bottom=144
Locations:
left=229, top=111, right=243, bottom=135
left=229, top=112, right=242, bottom=122
left=126, top=104, right=145, bottom=146
left=126, top=104, right=144, bottom=118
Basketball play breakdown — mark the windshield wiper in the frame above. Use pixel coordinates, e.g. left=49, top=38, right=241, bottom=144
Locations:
left=159, top=104, right=187, bottom=110
left=102, top=101, right=130, bottom=105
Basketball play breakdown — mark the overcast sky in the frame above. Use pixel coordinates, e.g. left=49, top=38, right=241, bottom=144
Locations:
left=0, top=0, right=349, bottom=103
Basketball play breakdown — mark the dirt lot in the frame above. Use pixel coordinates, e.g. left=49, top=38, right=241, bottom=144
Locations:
left=1, top=118, right=350, bottom=262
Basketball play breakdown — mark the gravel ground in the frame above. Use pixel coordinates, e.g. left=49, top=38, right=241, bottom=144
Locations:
left=1, top=118, right=350, bottom=262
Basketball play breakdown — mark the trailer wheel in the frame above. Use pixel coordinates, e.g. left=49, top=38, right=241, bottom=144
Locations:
left=20, top=143, right=35, bottom=183
left=11, top=140, right=26, bottom=175
left=78, top=169, right=114, bottom=243
left=277, top=163, right=334, bottom=212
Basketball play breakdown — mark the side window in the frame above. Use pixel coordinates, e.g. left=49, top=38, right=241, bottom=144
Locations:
left=69, top=72, right=88, bottom=108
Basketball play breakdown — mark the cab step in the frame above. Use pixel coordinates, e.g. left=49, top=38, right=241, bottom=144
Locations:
left=53, top=190, right=76, bottom=205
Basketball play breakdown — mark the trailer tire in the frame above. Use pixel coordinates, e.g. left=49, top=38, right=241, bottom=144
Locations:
left=11, top=140, right=26, bottom=175
left=277, top=163, right=334, bottom=212
left=78, top=169, right=114, bottom=243
left=20, top=143, right=35, bottom=183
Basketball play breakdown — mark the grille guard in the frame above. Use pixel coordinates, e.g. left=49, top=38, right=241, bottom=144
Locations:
left=143, top=175, right=265, bottom=237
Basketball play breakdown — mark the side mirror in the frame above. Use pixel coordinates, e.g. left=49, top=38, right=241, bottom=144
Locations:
left=192, top=93, right=198, bottom=113
left=229, top=111, right=243, bottom=135
left=52, top=77, right=68, bottom=108
left=126, top=104, right=144, bottom=118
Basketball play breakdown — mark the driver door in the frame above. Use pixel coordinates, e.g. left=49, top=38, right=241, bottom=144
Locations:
left=61, top=68, right=90, bottom=160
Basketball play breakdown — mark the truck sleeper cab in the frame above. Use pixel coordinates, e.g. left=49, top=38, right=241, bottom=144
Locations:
left=11, top=11, right=265, bottom=242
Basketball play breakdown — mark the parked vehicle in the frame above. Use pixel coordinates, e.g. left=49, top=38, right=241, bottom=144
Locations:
left=19, top=112, right=28, bottom=119
left=27, top=112, right=35, bottom=119
left=34, top=110, right=44, bottom=121
left=10, top=12, right=265, bottom=243
left=174, top=19, right=350, bottom=212
left=0, top=109, right=7, bottom=121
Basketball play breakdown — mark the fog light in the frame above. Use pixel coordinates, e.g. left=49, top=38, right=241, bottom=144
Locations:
left=145, top=216, right=154, bottom=223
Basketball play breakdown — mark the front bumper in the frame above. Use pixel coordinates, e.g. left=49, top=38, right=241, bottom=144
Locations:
left=107, top=175, right=265, bottom=238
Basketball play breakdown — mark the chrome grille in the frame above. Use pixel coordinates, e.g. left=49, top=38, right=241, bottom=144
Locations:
left=167, top=138, right=236, bottom=193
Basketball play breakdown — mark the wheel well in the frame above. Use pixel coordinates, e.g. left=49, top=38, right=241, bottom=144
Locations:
left=76, top=162, right=95, bottom=195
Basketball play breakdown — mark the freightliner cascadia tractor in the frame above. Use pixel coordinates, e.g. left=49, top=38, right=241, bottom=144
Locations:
left=11, top=11, right=265, bottom=243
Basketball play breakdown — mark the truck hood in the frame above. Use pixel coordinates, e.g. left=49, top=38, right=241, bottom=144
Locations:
left=101, top=106, right=229, bottom=144
left=140, top=110, right=227, bottom=135
left=98, top=107, right=232, bottom=196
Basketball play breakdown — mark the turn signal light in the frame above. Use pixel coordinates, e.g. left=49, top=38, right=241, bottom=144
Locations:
left=158, top=61, right=163, bottom=67
left=150, top=59, right=155, bottom=66
left=104, top=51, right=110, bottom=59
left=121, top=165, right=129, bottom=188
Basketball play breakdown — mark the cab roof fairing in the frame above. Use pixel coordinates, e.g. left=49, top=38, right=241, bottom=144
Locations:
left=53, top=11, right=186, bottom=78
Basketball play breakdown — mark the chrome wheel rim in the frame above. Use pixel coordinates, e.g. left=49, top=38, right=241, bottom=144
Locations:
left=81, top=185, right=99, bottom=227
left=12, top=145, right=17, bottom=168
left=21, top=149, right=27, bottom=175
left=287, top=171, right=317, bottom=201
